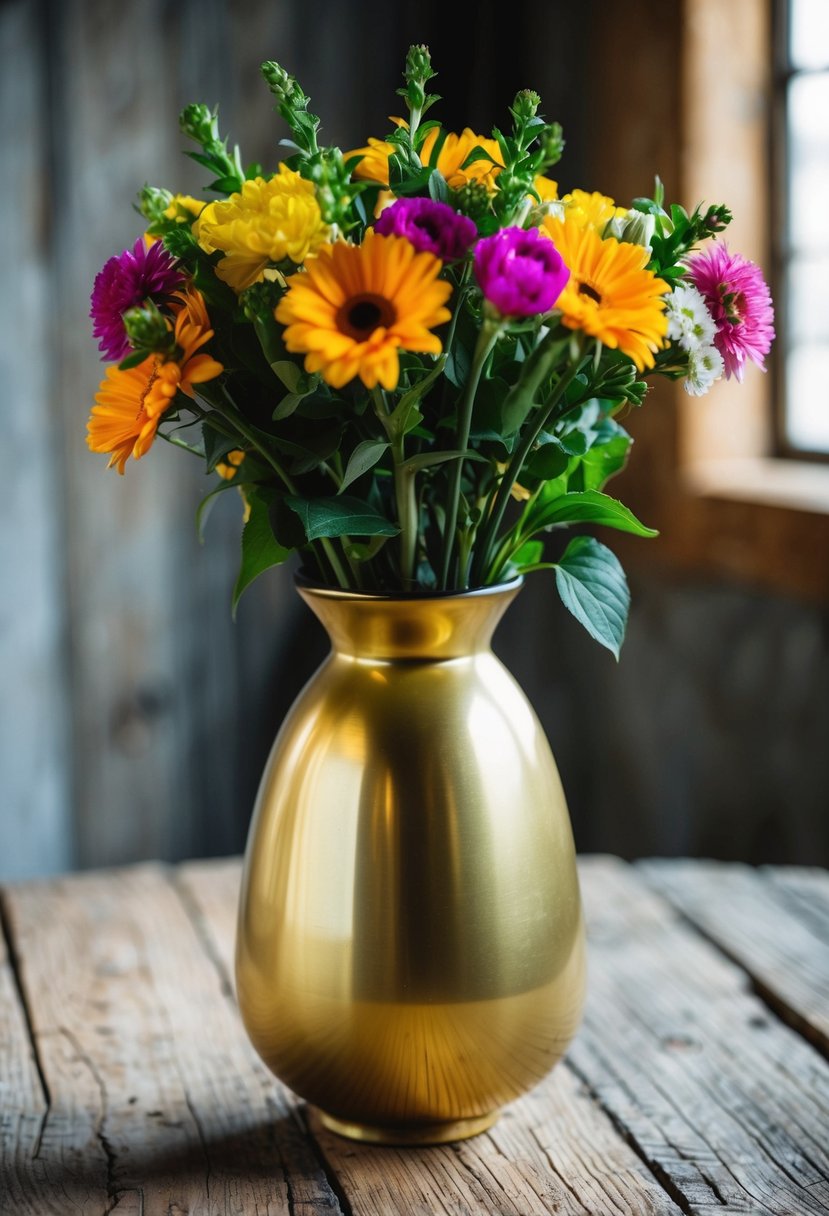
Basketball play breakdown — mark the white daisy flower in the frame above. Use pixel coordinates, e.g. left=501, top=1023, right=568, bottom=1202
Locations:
left=684, top=342, right=725, bottom=396
left=666, top=282, right=717, bottom=352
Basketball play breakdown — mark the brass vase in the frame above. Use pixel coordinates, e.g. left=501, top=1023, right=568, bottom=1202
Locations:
left=235, top=578, right=586, bottom=1145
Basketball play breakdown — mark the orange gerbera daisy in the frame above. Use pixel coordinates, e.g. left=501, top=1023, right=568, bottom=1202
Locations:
left=540, top=215, right=669, bottom=371
left=275, top=232, right=452, bottom=390
left=87, top=289, right=223, bottom=473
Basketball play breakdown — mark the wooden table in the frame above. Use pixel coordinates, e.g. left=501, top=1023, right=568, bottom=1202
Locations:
left=1, top=857, right=827, bottom=1216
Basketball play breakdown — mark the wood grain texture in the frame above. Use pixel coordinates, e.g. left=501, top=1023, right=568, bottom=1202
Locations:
left=0, top=0, right=72, bottom=879
left=573, top=857, right=829, bottom=1216
left=1, top=865, right=342, bottom=1215
left=641, top=858, right=829, bottom=1054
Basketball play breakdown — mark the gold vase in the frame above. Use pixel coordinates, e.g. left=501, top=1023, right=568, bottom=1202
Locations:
left=235, top=578, right=586, bottom=1145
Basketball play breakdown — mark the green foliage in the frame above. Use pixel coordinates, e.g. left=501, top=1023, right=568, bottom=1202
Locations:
left=232, top=489, right=291, bottom=616
left=554, top=536, right=630, bottom=659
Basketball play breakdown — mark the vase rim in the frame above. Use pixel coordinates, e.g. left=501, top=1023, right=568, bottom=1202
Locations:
left=294, top=575, right=524, bottom=604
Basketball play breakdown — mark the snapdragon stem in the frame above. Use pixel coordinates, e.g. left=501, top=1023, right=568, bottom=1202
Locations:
left=439, top=322, right=501, bottom=590
left=470, top=353, right=585, bottom=586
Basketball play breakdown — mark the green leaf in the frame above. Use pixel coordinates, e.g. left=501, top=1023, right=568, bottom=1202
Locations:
left=339, top=440, right=390, bottom=492
left=444, top=340, right=471, bottom=389
left=232, top=490, right=291, bottom=617
left=202, top=419, right=240, bottom=472
left=399, top=448, right=485, bottom=475
left=386, top=356, right=445, bottom=436
left=271, top=360, right=305, bottom=393
left=510, top=539, right=545, bottom=569
left=532, top=490, right=658, bottom=537
left=428, top=170, right=449, bottom=203
left=286, top=495, right=399, bottom=540
left=578, top=431, right=632, bottom=492
left=554, top=536, right=629, bottom=659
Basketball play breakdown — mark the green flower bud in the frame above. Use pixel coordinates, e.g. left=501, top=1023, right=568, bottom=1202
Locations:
left=538, top=122, right=565, bottom=168
left=512, top=89, right=541, bottom=124
left=179, top=103, right=215, bottom=146
left=139, top=186, right=173, bottom=223
left=703, top=203, right=732, bottom=233
left=122, top=300, right=174, bottom=354
left=240, top=279, right=284, bottom=322
left=261, top=60, right=307, bottom=110
left=405, top=44, right=434, bottom=84
left=451, top=180, right=491, bottom=226
left=620, top=210, right=656, bottom=248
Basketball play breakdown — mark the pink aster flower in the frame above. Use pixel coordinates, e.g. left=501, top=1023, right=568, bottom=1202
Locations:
left=474, top=226, right=569, bottom=318
left=686, top=244, right=774, bottom=381
left=374, top=197, right=477, bottom=261
left=90, top=237, right=184, bottom=362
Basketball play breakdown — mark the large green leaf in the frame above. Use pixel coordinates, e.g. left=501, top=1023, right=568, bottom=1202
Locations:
left=554, top=536, right=630, bottom=659
left=232, top=490, right=292, bottom=616
left=576, top=432, right=632, bottom=492
left=532, top=490, right=658, bottom=537
left=286, top=495, right=399, bottom=540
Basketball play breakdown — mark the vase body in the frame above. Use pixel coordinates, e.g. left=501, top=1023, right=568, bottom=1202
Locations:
left=235, top=579, right=586, bottom=1144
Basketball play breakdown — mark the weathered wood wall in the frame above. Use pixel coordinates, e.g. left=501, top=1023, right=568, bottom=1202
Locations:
left=2, top=0, right=827, bottom=878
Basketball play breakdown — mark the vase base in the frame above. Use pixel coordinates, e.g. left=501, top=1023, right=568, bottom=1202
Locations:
left=316, top=1108, right=499, bottom=1145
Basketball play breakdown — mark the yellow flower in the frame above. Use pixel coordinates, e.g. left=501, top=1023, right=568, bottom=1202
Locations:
left=561, top=189, right=627, bottom=234
left=216, top=449, right=245, bottom=479
left=541, top=215, right=669, bottom=371
left=195, top=167, right=328, bottom=292
left=534, top=176, right=559, bottom=202
left=145, top=195, right=206, bottom=247
left=87, top=289, right=223, bottom=473
left=347, top=128, right=556, bottom=207
left=275, top=231, right=452, bottom=391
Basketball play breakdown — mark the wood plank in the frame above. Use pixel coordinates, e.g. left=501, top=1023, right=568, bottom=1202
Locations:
left=572, top=857, right=829, bottom=1216
left=641, top=858, right=829, bottom=1054
left=0, top=0, right=72, bottom=880
left=2, top=865, right=343, bottom=1215
left=182, top=858, right=683, bottom=1216
left=0, top=896, right=113, bottom=1215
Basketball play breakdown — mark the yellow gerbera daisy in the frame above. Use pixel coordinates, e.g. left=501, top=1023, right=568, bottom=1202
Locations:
left=195, top=167, right=328, bottom=292
left=275, top=231, right=452, bottom=390
left=87, top=289, right=223, bottom=473
left=541, top=216, right=669, bottom=371
left=561, top=189, right=627, bottom=234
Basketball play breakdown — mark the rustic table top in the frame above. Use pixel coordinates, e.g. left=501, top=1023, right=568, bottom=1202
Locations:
left=1, top=856, right=827, bottom=1216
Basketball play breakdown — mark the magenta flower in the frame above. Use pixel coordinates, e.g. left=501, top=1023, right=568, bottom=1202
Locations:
left=90, top=237, right=184, bottom=361
left=686, top=244, right=774, bottom=381
left=474, top=226, right=569, bottom=317
left=374, top=198, right=477, bottom=261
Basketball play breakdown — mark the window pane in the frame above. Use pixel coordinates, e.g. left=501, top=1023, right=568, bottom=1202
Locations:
left=787, top=254, right=829, bottom=344
left=785, top=343, right=829, bottom=451
left=788, top=74, right=829, bottom=250
left=790, top=0, right=829, bottom=70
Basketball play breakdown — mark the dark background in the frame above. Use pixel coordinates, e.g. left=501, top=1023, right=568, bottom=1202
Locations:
left=2, top=0, right=826, bottom=879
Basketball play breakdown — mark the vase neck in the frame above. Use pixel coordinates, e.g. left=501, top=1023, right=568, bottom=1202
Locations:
left=297, top=582, right=522, bottom=661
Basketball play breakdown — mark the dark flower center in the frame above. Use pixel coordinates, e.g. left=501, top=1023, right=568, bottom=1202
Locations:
left=339, top=293, right=396, bottom=340
left=578, top=281, right=603, bottom=305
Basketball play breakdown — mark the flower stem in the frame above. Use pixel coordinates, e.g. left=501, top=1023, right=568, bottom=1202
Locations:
left=373, top=387, right=417, bottom=587
left=469, top=347, right=585, bottom=586
left=439, top=321, right=501, bottom=590
left=207, top=395, right=350, bottom=589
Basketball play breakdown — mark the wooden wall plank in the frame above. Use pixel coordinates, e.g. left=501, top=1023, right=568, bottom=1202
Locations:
left=2, top=864, right=343, bottom=1214
left=572, top=856, right=829, bottom=1216
left=641, top=858, right=829, bottom=1053
left=0, top=0, right=72, bottom=878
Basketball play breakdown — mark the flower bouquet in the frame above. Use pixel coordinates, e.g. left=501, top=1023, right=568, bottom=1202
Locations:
left=87, top=46, right=774, bottom=658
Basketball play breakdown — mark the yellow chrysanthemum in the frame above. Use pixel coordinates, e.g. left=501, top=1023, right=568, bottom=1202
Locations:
left=195, top=167, right=328, bottom=292
left=87, top=289, right=223, bottom=473
left=275, top=231, right=452, bottom=391
left=534, top=175, right=559, bottom=202
left=540, top=215, right=669, bottom=371
left=561, top=189, right=627, bottom=234
left=145, top=195, right=206, bottom=247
